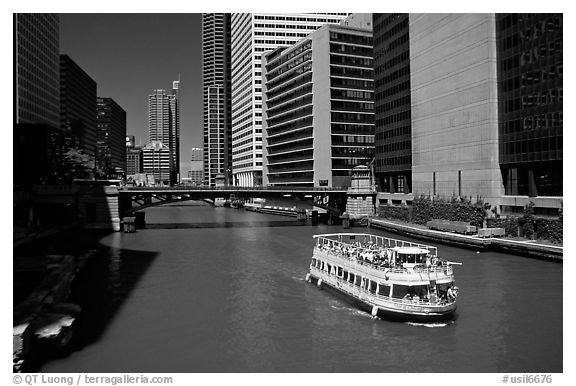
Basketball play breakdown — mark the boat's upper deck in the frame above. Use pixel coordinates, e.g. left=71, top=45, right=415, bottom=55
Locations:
left=312, top=233, right=455, bottom=278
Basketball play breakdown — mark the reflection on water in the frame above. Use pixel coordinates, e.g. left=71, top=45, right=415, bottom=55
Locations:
left=39, top=202, right=562, bottom=373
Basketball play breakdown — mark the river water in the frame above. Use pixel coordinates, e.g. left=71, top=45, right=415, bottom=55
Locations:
left=38, top=201, right=562, bottom=373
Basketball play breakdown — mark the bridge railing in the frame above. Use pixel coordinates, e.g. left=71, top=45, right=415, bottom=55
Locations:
left=121, top=186, right=348, bottom=192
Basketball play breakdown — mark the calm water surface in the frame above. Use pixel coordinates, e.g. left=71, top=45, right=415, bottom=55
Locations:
left=40, top=202, right=562, bottom=372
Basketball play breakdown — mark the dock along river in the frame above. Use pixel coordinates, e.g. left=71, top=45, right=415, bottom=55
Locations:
left=37, top=201, right=562, bottom=372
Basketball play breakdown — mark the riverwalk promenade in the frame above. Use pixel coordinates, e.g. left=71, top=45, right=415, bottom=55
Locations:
left=369, top=218, right=562, bottom=262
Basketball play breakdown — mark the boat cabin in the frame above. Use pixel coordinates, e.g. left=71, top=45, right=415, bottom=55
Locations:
left=392, top=247, right=430, bottom=268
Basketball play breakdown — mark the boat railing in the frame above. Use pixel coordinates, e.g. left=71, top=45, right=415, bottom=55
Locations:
left=313, top=233, right=438, bottom=258
left=312, top=268, right=456, bottom=308
left=313, top=246, right=452, bottom=276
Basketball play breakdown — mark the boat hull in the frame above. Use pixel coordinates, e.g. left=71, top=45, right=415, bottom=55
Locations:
left=308, top=274, right=457, bottom=323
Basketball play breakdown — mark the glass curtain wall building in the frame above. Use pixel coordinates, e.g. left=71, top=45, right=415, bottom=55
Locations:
left=496, top=13, right=563, bottom=208
left=231, top=13, right=349, bottom=187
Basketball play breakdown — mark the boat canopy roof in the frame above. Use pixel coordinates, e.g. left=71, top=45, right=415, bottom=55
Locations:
left=393, top=247, right=430, bottom=255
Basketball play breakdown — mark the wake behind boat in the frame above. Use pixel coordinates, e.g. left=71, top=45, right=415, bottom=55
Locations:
left=306, top=233, right=460, bottom=322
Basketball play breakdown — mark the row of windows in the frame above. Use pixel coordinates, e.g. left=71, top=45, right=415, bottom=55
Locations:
left=376, top=155, right=411, bottom=167
left=330, top=43, right=372, bottom=57
left=375, top=65, right=410, bottom=88
left=376, top=50, right=409, bottom=72
left=376, top=140, right=411, bottom=154
left=331, top=89, right=372, bottom=101
left=375, top=125, right=410, bottom=141
left=267, top=127, right=313, bottom=147
left=332, top=100, right=374, bottom=112
left=499, top=40, right=562, bottom=71
left=267, top=84, right=312, bottom=109
left=254, top=15, right=343, bottom=23
left=330, top=77, right=373, bottom=90
left=331, top=123, right=374, bottom=136
left=267, top=106, right=313, bottom=127
left=267, top=95, right=312, bottom=119
left=332, top=112, right=374, bottom=124
left=332, top=146, right=373, bottom=157
left=375, top=80, right=410, bottom=101
left=255, top=30, right=309, bottom=38
left=376, top=109, right=411, bottom=127
left=500, top=113, right=562, bottom=134
left=331, top=135, right=374, bottom=145
left=330, top=54, right=372, bottom=68
left=267, top=73, right=312, bottom=100
left=267, top=49, right=311, bottom=81
left=499, top=90, right=562, bottom=114
left=376, top=94, right=411, bottom=115
left=329, top=32, right=372, bottom=47
left=373, top=15, right=408, bottom=47
left=267, top=117, right=313, bottom=140
left=267, top=55, right=312, bottom=88
left=330, top=65, right=373, bottom=80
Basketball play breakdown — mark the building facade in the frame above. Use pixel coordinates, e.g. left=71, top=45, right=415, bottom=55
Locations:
left=230, top=13, right=349, bottom=187
left=496, top=13, right=562, bottom=215
left=15, top=14, right=60, bottom=128
left=126, top=146, right=143, bottom=177
left=148, top=82, right=180, bottom=184
left=262, top=21, right=374, bottom=188
left=60, top=54, right=97, bottom=157
left=96, top=97, right=127, bottom=177
left=373, top=14, right=413, bottom=194
left=202, top=13, right=232, bottom=186
left=189, top=147, right=204, bottom=185
left=373, top=13, right=562, bottom=215
left=142, top=141, right=172, bottom=186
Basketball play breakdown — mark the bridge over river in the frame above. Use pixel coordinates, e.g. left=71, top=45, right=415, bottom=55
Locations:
left=119, top=185, right=350, bottom=214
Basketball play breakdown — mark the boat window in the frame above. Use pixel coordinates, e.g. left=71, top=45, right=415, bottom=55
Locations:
left=337, top=266, right=343, bottom=277
left=311, top=258, right=316, bottom=266
left=355, top=275, right=362, bottom=286
left=377, top=284, right=390, bottom=296
left=343, top=270, right=348, bottom=280
left=348, top=273, right=355, bottom=283
left=327, top=263, right=332, bottom=273
left=369, top=280, right=377, bottom=293
left=392, top=285, right=409, bottom=299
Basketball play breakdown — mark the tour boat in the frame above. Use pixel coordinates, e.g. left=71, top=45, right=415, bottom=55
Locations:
left=306, top=233, right=460, bottom=322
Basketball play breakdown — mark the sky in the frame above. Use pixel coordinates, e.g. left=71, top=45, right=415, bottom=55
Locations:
left=59, top=13, right=203, bottom=176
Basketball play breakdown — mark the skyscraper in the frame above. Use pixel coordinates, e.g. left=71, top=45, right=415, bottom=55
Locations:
left=262, top=20, right=374, bottom=188
left=96, top=97, right=127, bottom=176
left=60, top=54, right=97, bottom=157
left=496, top=14, right=563, bottom=208
left=202, top=13, right=231, bottom=186
left=230, top=13, right=349, bottom=186
left=373, top=14, right=412, bottom=194
left=15, top=14, right=60, bottom=128
left=148, top=81, right=180, bottom=184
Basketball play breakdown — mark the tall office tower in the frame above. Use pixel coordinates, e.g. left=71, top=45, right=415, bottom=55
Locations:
left=373, top=14, right=412, bottom=195
left=190, top=147, right=204, bottom=185
left=15, top=14, right=60, bottom=127
left=231, top=13, right=349, bottom=186
left=96, top=97, right=127, bottom=176
left=408, top=14, right=504, bottom=208
left=60, top=54, right=97, bottom=157
left=148, top=82, right=179, bottom=184
left=202, top=13, right=231, bottom=186
left=262, top=21, right=374, bottom=188
left=170, top=80, right=180, bottom=181
left=142, top=141, right=172, bottom=186
left=496, top=14, right=562, bottom=215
